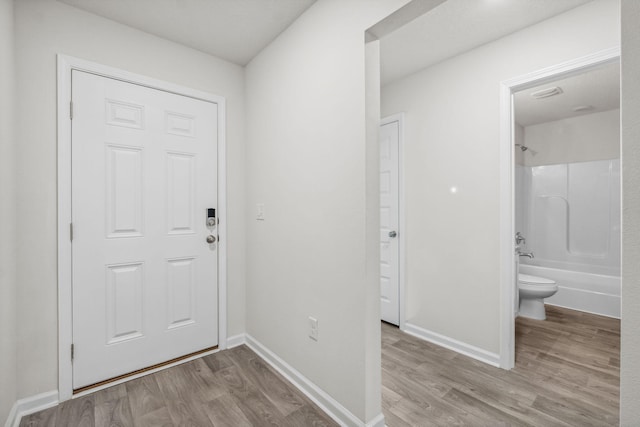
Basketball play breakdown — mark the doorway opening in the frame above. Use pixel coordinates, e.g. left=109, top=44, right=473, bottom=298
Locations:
left=499, top=48, right=621, bottom=368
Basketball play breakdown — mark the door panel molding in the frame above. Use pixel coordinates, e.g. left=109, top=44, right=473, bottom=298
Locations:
left=57, top=55, right=228, bottom=401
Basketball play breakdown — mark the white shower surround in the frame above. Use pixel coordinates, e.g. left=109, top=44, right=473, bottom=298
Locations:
left=516, top=160, right=621, bottom=318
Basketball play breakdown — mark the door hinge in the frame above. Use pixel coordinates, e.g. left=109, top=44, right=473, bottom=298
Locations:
left=71, top=344, right=75, bottom=362
left=70, top=101, right=74, bottom=120
left=70, top=223, right=73, bottom=242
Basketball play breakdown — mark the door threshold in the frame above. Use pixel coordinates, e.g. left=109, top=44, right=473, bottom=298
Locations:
left=73, top=345, right=219, bottom=395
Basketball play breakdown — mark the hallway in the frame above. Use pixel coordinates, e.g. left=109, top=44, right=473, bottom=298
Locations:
left=382, top=305, right=620, bottom=426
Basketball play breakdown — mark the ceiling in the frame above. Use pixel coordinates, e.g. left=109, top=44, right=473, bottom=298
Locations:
left=57, top=0, right=612, bottom=115
left=380, top=0, right=593, bottom=86
left=57, top=0, right=596, bottom=79
left=514, top=61, right=620, bottom=127
left=57, top=0, right=316, bottom=66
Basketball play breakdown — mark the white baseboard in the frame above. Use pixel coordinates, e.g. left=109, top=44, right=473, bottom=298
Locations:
left=225, top=333, right=246, bottom=349
left=5, top=390, right=58, bottom=427
left=245, top=334, right=385, bottom=427
left=403, top=322, right=501, bottom=367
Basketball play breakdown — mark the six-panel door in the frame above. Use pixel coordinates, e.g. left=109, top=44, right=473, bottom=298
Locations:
left=71, top=71, right=218, bottom=389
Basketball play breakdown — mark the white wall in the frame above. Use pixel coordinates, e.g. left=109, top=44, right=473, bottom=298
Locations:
left=381, top=0, right=619, bottom=355
left=0, top=0, right=17, bottom=422
left=244, top=0, right=407, bottom=422
left=620, top=0, right=640, bottom=423
left=523, top=109, right=620, bottom=166
left=14, top=0, right=246, bottom=399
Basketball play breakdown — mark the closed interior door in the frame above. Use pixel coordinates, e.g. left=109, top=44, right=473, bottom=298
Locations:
left=380, top=119, right=400, bottom=325
left=71, top=70, right=218, bottom=389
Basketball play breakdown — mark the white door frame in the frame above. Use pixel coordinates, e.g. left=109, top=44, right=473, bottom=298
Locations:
left=380, top=113, right=406, bottom=330
left=57, top=55, right=228, bottom=400
left=498, top=47, right=620, bottom=369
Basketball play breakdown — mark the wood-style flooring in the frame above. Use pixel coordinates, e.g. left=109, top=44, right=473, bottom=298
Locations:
left=20, top=345, right=338, bottom=427
left=21, top=305, right=620, bottom=426
left=382, top=305, right=620, bottom=426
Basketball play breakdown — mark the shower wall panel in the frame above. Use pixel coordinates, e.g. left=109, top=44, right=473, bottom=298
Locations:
left=518, top=159, right=620, bottom=276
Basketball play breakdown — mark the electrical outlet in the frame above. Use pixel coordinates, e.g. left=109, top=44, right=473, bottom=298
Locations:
left=256, top=203, right=265, bottom=221
left=308, top=316, right=318, bottom=341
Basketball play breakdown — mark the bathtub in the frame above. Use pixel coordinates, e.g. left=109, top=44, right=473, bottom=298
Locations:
left=519, top=264, right=620, bottom=318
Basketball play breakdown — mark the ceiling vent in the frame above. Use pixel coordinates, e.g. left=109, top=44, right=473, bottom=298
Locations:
left=530, top=86, right=564, bottom=99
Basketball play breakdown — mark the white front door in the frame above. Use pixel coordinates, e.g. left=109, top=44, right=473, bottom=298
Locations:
left=71, top=70, right=219, bottom=389
left=380, top=118, right=400, bottom=325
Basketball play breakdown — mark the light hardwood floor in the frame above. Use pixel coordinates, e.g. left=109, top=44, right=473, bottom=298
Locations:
left=382, top=305, right=620, bottom=426
left=21, top=305, right=620, bottom=426
left=19, top=345, right=338, bottom=427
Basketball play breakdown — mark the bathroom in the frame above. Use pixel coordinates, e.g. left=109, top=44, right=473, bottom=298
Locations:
left=514, top=61, right=621, bottom=322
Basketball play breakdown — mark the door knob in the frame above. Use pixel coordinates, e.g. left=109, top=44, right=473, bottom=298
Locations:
left=206, top=235, right=216, bottom=244
left=389, top=231, right=397, bottom=238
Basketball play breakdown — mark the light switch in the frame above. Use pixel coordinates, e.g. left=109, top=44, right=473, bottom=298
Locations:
left=308, top=316, right=318, bottom=341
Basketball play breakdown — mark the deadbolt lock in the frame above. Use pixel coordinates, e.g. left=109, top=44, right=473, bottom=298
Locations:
left=206, top=208, right=216, bottom=228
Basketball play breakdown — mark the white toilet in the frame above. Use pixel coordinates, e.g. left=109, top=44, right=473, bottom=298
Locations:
left=518, top=273, right=558, bottom=320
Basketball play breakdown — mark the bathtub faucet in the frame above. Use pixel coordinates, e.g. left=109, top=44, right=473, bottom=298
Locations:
left=518, top=251, right=534, bottom=259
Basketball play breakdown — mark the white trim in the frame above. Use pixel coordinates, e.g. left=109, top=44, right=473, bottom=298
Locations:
left=380, top=113, right=406, bottom=330
left=225, top=333, right=247, bottom=349
left=498, top=80, right=516, bottom=370
left=217, top=97, right=228, bottom=351
left=404, top=323, right=501, bottom=367
left=498, top=47, right=620, bottom=370
left=56, top=54, right=228, bottom=401
left=245, top=335, right=384, bottom=427
left=4, top=391, right=58, bottom=427
left=501, top=47, right=621, bottom=94
left=57, top=55, right=73, bottom=403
